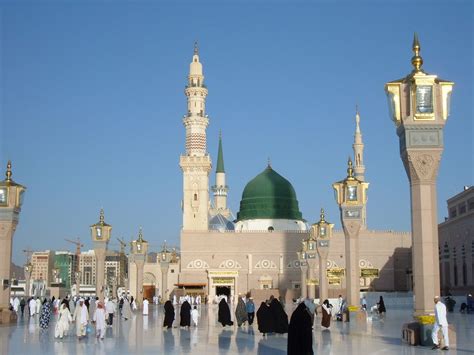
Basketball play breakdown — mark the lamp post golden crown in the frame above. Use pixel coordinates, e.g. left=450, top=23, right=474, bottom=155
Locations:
left=311, top=208, right=334, bottom=302
left=385, top=34, right=454, bottom=319
left=130, top=227, right=148, bottom=305
left=0, top=161, right=26, bottom=322
left=298, top=225, right=318, bottom=299
left=90, top=209, right=112, bottom=301
left=333, top=158, right=369, bottom=309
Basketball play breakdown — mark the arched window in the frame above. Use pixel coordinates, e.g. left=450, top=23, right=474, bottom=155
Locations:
left=194, top=193, right=198, bottom=201
left=268, top=226, right=274, bottom=232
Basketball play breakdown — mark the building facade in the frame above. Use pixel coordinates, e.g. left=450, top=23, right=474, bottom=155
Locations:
left=439, top=186, right=474, bottom=295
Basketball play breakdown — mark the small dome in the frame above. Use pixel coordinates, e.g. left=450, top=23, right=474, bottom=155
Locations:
left=236, top=166, right=303, bottom=221
left=209, top=214, right=235, bottom=231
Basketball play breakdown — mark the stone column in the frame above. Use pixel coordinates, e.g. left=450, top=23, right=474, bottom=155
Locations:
left=402, top=150, right=442, bottom=316
left=95, top=248, right=106, bottom=301
left=342, top=221, right=362, bottom=307
left=0, top=221, right=16, bottom=310
left=135, top=259, right=144, bottom=305
left=307, top=260, right=317, bottom=299
left=24, top=269, right=31, bottom=298
left=160, top=262, right=169, bottom=301
left=318, top=255, right=328, bottom=302
left=300, top=264, right=308, bottom=299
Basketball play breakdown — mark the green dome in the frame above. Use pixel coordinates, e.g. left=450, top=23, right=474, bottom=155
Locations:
left=236, top=166, right=303, bottom=221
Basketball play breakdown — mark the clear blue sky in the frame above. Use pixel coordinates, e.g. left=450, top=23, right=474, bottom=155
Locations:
left=1, top=1, right=472, bottom=264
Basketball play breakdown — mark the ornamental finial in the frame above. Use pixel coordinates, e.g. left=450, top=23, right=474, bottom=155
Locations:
left=194, top=41, right=199, bottom=55
left=267, top=157, right=271, bottom=168
left=347, top=157, right=355, bottom=180
left=5, top=160, right=12, bottom=182
left=138, top=226, right=144, bottom=242
left=411, top=33, right=423, bottom=72
left=99, top=209, right=105, bottom=224
left=320, top=208, right=326, bottom=222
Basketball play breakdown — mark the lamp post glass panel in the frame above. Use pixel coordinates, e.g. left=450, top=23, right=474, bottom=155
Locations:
left=0, top=161, right=26, bottom=312
left=385, top=34, right=453, bottom=318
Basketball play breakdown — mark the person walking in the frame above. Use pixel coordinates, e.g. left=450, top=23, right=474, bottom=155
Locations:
left=73, top=298, right=89, bottom=339
left=432, top=296, right=449, bottom=351
left=106, top=298, right=116, bottom=326
left=321, top=299, right=332, bottom=329
left=39, top=298, right=52, bottom=330
left=93, top=302, right=107, bottom=340
left=246, top=298, right=255, bottom=325
left=20, top=298, right=26, bottom=317
left=143, top=298, right=149, bottom=316
left=55, top=303, right=72, bottom=339
left=180, top=300, right=191, bottom=328
left=191, top=306, right=199, bottom=327
left=163, top=300, right=175, bottom=329
left=235, top=296, right=248, bottom=327
left=288, top=301, right=313, bottom=355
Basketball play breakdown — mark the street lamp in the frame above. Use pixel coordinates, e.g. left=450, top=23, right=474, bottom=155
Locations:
left=74, top=271, right=81, bottom=297
left=159, top=241, right=173, bottom=302
left=131, top=227, right=148, bottom=305
left=298, top=231, right=318, bottom=299
left=24, top=263, right=32, bottom=298
left=385, top=34, right=454, bottom=320
left=311, top=208, right=334, bottom=302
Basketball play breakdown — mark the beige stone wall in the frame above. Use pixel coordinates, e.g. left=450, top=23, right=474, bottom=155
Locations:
left=438, top=187, right=474, bottom=295
left=178, top=229, right=412, bottom=299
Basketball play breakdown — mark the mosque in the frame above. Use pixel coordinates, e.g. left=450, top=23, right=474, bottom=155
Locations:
left=132, top=45, right=413, bottom=303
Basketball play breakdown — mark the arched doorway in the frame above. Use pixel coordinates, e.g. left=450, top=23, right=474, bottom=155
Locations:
left=143, top=272, right=157, bottom=301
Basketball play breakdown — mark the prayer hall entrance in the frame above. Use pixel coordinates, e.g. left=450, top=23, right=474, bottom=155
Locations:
left=216, top=286, right=231, bottom=297
left=207, top=270, right=239, bottom=302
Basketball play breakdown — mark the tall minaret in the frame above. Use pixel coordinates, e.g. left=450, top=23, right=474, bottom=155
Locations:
left=352, top=106, right=367, bottom=228
left=353, top=106, right=365, bottom=181
left=211, top=132, right=230, bottom=218
left=179, top=42, right=212, bottom=231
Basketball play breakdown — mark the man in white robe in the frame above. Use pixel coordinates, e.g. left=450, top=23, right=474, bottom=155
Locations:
left=28, top=298, right=36, bottom=317
left=13, top=297, right=20, bottom=313
left=143, top=298, right=149, bottom=315
left=73, top=299, right=89, bottom=338
left=432, top=296, right=449, bottom=350
left=35, top=298, right=41, bottom=315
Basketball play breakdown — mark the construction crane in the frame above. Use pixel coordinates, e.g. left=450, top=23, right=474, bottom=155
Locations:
left=65, top=237, right=83, bottom=272
left=117, top=237, right=128, bottom=254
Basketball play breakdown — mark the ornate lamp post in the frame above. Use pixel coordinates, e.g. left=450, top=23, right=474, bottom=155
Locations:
left=385, top=34, right=454, bottom=318
left=333, top=158, right=369, bottom=309
left=24, top=263, right=32, bottom=298
left=74, top=271, right=81, bottom=297
left=298, top=233, right=318, bottom=299
left=311, top=208, right=334, bottom=302
left=90, top=209, right=112, bottom=301
left=296, top=249, right=308, bottom=299
left=0, top=161, right=26, bottom=322
left=131, top=227, right=148, bottom=305
left=159, top=241, right=173, bottom=301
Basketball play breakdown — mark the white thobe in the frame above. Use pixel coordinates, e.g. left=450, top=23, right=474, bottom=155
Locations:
left=143, top=299, right=149, bottom=315
left=28, top=299, right=36, bottom=316
left=93, top=308, right=106, bottom=339
left=35, top=299, right=41, bottom=314
left=13, top=298, right=20, bottom=312
left=432, top=301, right=449, bottom=347
left=191, top=309, right=199, bottom=326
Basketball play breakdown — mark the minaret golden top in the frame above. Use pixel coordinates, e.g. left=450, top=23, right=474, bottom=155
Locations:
left=346, top=157, right=355, bottom=180
left=319, top=208, right=326, bottom=223
left=194, top=41, right=199, bottom=55
left=137, top=226, right=144, bottom=242
left=411, top=33, right=424, bottom=73
left=99, top=208, right=105, bottom=225
left=5, top=160, right=12, bottom=182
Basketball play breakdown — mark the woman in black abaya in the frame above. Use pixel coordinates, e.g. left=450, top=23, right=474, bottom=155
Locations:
left=218, top=298, right=233, bottom=326
left=269, top=298, right=288, bottom=334
left=287, top=302, right=313, bottom=355
left=256, top=301, right=273, bottom=335
left=163, top=300, right=175, bottom=329
left=180, top=300, right=191, bottom=327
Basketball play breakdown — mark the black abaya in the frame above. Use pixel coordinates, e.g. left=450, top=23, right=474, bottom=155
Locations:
left=218, top=299, right=233, bottom=326
left=163, top=300, right=175, bottom=328
left=256, top=302, right=273, bottom=334
left=180, top=300, right=191, bottom=327
left=269, top=298, right=288, bottom=334
left=287, top=302, right=313, bottom=355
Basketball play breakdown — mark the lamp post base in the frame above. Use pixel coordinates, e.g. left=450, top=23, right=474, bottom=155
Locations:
left=0, top=308, right=17, bottom=324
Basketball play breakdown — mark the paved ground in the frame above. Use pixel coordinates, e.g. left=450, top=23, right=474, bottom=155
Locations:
left=1, top=304, right=473, bottom=354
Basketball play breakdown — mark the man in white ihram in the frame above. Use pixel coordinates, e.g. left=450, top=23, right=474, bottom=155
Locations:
left=432, top=296, right=449, bottom=351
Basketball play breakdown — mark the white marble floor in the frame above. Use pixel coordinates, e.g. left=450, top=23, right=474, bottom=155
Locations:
left=1, top=304, right=473, bottom=354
